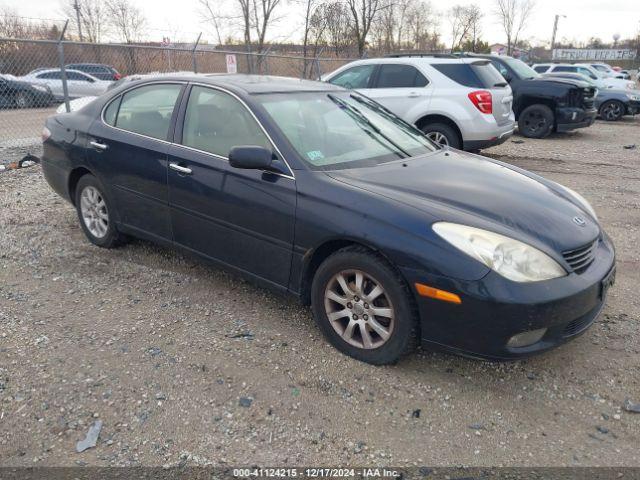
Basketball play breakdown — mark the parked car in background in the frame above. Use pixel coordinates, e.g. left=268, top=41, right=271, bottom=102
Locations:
left=323, top=55, right=515, bottom=150
left=66, top=63, right=121, bottom=81
left=581, top=63, right=627, bottom=79
left=0, top=73, right=55, bottom=108
left=462, top=54, right=597, bottom=138
left=532, top=64, right=635, bottom=90
left=19, top=69, right=111, bottom=101
left=41, top=74, right=615, bottom=364
left=542, top=72, right=640, bottom=121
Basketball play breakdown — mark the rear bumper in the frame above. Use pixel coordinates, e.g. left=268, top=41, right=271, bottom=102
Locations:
left=556, top=107, right=597, bottom=132
left=400, top=232, right=616, bottom=361
left=463, top=128, right=514, bottom=151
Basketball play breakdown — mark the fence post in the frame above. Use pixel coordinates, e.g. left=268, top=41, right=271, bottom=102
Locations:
left=57, top=20, right=71, bottom=113
left=192, top=32, right=202, bottom=73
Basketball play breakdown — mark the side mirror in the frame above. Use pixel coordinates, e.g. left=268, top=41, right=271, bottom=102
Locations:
left=229, top=145, right=273, bottom=170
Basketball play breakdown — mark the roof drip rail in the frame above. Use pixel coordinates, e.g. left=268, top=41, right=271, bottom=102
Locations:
left=384, top=52, right=459, bottom=59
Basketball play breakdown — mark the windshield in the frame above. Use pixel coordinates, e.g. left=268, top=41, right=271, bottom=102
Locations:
left=502, top=57, right=539, bottom=80
left=256, top=91, right=437, bottom=170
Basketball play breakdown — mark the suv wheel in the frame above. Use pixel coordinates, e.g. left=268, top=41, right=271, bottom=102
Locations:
left=420, top=123, right=461, bottom=149
left=599, top=100, right=625, bottom=121
left=518, top=104, right=554, bottom=138
left=311, top=246, right=418, bottom=365
left=75, top=174, right=126, bottom=248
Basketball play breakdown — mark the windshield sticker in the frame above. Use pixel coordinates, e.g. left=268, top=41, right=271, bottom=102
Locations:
left=307, top=150, right=325, bottom=161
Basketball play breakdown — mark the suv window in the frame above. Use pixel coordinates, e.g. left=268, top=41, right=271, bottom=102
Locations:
left=67, top=71, right=91, bottom=81
left=182, top=85, right=272, bottom=158
left=432, top=62, right=506, bottom=88
left=533, top=66, right=549, bottom=73
left=553, top=66, right=577, bottom=73
left=114, top=84, right=182, bottom=140
left=329, top=65, right=375, bottom=89
left=375, top=64, right=428, bottom=88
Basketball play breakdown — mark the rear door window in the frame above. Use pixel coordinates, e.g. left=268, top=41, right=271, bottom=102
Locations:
left=554, top=66, right=577, bottom=73
left=329, top=65, right=375, bottom=89
left=37, top=71, right=62, bottom=80
left=432, top=62, right=506, bottom=88
left=113, top=84, right=183, bottom=140
left=374, top=64, right=428, bottom=88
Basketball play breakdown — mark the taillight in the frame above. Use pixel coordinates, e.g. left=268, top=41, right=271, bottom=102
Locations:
left=468, top=90, right=493, bottom=114
left=42, top=126, right=51, bottom=142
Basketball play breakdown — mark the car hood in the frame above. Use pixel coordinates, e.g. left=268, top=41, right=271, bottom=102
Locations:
left=529, top=77, right=585, bottom=89
left=324, top=149, right=600, bottom=254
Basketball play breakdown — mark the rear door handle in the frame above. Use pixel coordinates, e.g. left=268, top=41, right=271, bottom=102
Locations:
left=90, top=141, right=108, bottom=151
left=169, top=163, right=192, bottom=175
left=408, top=92, right=420, bottom=98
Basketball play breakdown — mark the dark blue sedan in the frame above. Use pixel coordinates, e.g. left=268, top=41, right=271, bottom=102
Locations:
left=41, top=74, right=615, bottom=364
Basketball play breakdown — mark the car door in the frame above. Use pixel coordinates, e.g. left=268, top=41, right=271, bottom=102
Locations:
left=327, top=64, right=376, bottom=95
left=65, top=71, right=93, bottom=97
left=166, top=84, right=296, bottom=287
left=86, top=82, right=185, bottom=241
left=35, top=71, right=63, bottom=98
left=365, top=63, right=431, bottom=118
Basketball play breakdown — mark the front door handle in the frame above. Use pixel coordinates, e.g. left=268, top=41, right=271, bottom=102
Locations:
left=90, top=141, right=108, bottom=151
left=169, top=163, right=192, bottom=175
left=408, top=92, right=420, bottom=98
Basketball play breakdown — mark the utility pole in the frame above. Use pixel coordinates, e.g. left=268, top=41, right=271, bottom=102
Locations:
left=73, top=0, right=83, bottom=42
left=550, top=14, right=566, bottom=59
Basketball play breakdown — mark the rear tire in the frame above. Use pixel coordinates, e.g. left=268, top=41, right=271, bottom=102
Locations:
left=311, top=246, right=418, bottom=365
left=74, top=174, right=125, bottom=249
left=599, top=100, right=625, bottom=121
left=518, top=104, right=554, bottom=138
left=420, top=123, right=461, bottom=149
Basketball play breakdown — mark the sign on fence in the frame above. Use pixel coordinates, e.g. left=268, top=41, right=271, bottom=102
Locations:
left=226, top=54, right=237, bottom=74
left=552, top=49, right=637, bottom=61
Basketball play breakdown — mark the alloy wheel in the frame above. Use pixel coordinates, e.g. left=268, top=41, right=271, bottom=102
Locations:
left=426, top=131, right=449, bottom=146
left=522, top=111, right=547, bottom=135
left=80, top=186, right=109, bottom=238
left=602, top=102, right=623, bottom=121
left=324, top=269, right=395, bottom=349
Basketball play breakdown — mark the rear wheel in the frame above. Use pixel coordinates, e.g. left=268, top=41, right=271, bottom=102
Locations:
left=311, top=246, right=418, bottom=365
left=75, top=174, right=125, bottom=248
left=420, top=123, right=461, bottom=149
left=518, top=104, right=554, bottom=138
left=599, top=100, right=625, bottom=121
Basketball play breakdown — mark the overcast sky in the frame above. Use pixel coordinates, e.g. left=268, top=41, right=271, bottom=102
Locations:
left=3, top=0, right=640, bottom=47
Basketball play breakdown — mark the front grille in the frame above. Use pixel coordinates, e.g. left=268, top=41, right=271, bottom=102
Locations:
left=562, top=239, right=598, bottom=274
left=563, top=311, right=597, bottom=337
left=582, top=87, right=596, bottom=109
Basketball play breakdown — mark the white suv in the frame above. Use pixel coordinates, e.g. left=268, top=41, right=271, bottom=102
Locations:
left=323, top=55, right=515, bottom=150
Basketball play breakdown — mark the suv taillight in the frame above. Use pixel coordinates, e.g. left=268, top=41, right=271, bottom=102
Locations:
left=468, top=90, right=493, bottom=114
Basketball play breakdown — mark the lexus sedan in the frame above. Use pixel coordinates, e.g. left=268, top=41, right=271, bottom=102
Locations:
left=41, top=74, right=616, bottom=365
left=0, top=74, right=55, bottom=108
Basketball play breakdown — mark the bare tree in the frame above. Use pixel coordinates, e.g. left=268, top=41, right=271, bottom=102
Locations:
left=198, top=0, right=227, bottom=46
left=466, top=4, right=483, bottom=52
left=251, top=0, right=284, bottom=56
left=405, top=0, right=439, bottom=51
left=323, top=1, right=352, bottom=57
left=448, top=5, right=475, bottom=52
left=494, top=0, right=535, bottom=55
left=105, top=0, right=146, bottom=43
left=345, top=0, right=390, bottom=57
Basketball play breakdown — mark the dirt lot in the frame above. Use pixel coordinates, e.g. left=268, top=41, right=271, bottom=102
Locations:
left=1, top=118, right=639, bottom=468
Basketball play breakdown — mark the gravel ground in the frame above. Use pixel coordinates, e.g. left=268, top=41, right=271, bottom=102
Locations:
left=1, top=118, right=639, bottom=468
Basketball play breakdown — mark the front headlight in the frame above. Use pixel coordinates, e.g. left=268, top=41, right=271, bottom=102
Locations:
left=432, top=222, right=566, bottom=283
left=627, top=93, right=640, bottom=101
left=31, top=84, right=47, bottom=92
left=555, top=184, right=598, bottom=221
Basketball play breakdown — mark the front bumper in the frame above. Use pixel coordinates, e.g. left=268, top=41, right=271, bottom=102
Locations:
left=626, top=100, right=640, bottom=115
left=556, top=107, right=597, bottom=132
left=401, top=233, right=616, bottom=361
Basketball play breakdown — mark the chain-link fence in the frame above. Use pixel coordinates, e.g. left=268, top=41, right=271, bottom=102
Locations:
left=0, top=36, right=352, bottom=166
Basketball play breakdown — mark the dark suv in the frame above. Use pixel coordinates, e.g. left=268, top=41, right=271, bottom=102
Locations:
left=65, top=63, right=121, bottom=81
left=462, top=54, right=597, bottom=138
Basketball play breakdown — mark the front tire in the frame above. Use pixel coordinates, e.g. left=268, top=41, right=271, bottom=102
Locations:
left=311, top=246, right=418, bottom=365
left=75, top=174, right=125, bottom=248
left=518, top=104, right=554, bottom=138
left=15, top=92, right=34, bottom=109
left=599, top=100, right=625, bottom=121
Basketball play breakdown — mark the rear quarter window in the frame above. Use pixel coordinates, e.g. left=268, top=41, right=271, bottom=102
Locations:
left=432, top=62, right=506, bottom=88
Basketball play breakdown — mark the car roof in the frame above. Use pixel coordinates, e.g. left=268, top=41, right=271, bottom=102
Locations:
left=342, top=56, right=490, bottom=65
left=129, top=73, right=345, bottom=94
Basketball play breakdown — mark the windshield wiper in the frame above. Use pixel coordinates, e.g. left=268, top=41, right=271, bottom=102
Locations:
left=327, top=93, right=410, bottom=158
